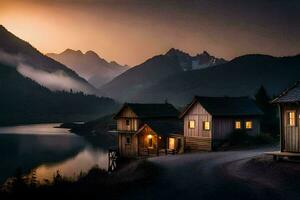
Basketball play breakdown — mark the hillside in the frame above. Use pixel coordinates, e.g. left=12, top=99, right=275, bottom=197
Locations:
left=0, top=25, right=97, bottom=94
left=100, top=48, right=225, bottom=101
left=0, top=63, right=119, bottom=126
left=132, top=54, right=300, bottom=105
left=47, top=49, right=128, bottom=88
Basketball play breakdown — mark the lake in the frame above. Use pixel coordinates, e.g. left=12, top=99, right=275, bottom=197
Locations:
left=0, top=123, right=113, bottom=184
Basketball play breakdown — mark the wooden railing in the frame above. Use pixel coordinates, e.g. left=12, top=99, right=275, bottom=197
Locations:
left=108, top=147, right=119, bottom=172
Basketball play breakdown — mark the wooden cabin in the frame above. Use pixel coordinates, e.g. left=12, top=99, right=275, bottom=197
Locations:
left=180, top=96, right=263, bottom=151
left=272, top=81, right=300, bottom=153
left=114, top=103, right=183, bottom=157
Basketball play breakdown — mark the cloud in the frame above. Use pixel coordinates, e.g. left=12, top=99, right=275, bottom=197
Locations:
left=0, top=50, right=24, bottom=67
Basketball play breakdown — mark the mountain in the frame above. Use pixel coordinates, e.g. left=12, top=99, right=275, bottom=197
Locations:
left=165, top=48, right=226, bottom=71
left=47, top=49, right=128, bottom=88
left=0, top=63, right=119, bottom=126
left=100, top=48, right=226, bottom=101
left=132, top=54, right=300, bottom=105
left=0, top=25, right=97, bottom=94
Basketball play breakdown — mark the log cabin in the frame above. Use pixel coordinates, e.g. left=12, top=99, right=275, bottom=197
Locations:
left=272, top=81, right=300, bottom=153
left=114, top=103, right=183, bottom=157
left=180, top=96, right=263, bottom=151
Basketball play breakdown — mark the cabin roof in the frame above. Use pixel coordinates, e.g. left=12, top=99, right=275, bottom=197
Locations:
left=272, top=81, right=300, bottom=103
left=136, top=120, right=183, bottom=136
left=180, top=96, right=263, bottom=118
left=114, top=103, right=179, bottom=119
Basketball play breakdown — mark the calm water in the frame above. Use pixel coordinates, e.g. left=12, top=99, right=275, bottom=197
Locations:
left=0, top=123, right=112, bottom=184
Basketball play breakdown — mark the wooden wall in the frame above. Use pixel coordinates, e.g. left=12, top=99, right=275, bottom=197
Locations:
left=183, top=102, right=212, bottom=138
left=116, top=106, right=140, bottom=132
left=213, top=117, right=260, bottom=140
left=281, top=104, right=300, bottom=153
left=184, top=137, right=212, bottom=151
left=183, top=102, right=212, bottom=151
left=118, top=133, right=138, bottom=157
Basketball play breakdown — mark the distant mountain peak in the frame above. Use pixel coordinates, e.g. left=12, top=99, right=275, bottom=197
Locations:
left=47, top=49, right=128, bottom=88
left=201, top=50, right=210, bottom=56
left=165, top=48, right=190, bottom=57
left=85, top=50, right=100, bottom=59
left=62, top=48, right=83, bottom=55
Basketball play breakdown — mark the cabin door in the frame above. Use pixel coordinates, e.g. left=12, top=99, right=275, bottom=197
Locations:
left=168, top=138, right=175, bottom=150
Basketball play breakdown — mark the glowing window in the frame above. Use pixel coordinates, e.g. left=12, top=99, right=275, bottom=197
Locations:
left=235, top=121, right=242, bottom=129
left=147, top=134, right=153, bottom=148
left=188, top=120, right=195, bottom=129
left=288, top=111, right=296, bottom=126
left=203, top=121, right=210, bottom=131
left=245, top=121, right=252, bottom=129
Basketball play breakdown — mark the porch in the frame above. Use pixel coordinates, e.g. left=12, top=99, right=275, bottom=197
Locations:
left=136, top=123, right=184, bottom=157
left=266, top=151, right=300, bottom=161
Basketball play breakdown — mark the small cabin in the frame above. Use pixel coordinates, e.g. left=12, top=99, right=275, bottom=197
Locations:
left=114, top=103, right=183, bottom=157
left=272, top=81, right=300, bottom=153
left=180, top=96, right=263, bottom=151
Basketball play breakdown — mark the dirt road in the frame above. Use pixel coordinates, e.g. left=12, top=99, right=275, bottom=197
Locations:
left=125, top=147, right=297, bottom=200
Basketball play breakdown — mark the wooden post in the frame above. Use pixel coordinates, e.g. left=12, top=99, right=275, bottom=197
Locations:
left=165, top=137, right=168, bottom=155
left=156, top=135, right=159, bottom=156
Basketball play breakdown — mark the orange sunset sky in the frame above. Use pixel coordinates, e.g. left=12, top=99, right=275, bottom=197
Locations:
left=1, top=0, right=300, bottom=66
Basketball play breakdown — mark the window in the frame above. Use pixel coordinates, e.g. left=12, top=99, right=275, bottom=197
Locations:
left=188, top=120, right=195, bottom=129
left=235, top=121, right=242, bottom=129
left=245, top=121, right=252, bottom=129
left=125, top=119, right=130, bottom=126
left=203, top=121, right=210, bottom=131
left=147, top=134, right=153, bottom=148
left=287, top=111, right=296, bottom=126
left=169, top=138, right=175, bottom=150
left=125, top=135, right=131, bottom=144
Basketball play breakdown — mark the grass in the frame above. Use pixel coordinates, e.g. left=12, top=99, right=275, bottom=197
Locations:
left=0, top=160, right=161, bottom=199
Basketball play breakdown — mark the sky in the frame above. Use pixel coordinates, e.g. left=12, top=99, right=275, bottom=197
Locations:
left=1, top=0, right=300, bottom=66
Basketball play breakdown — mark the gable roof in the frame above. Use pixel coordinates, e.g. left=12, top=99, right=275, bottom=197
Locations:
left=180, top=96, right=263, bottom=118
left=272, top=81, right=300, bottom=103
left=136, top=120, right=183, bottom=136
left=114, top=103, right=179, bottom=119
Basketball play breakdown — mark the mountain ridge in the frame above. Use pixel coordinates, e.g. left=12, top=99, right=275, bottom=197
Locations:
left=100, top=48, right=227, bottom=101
left=0, top=25, right=97, bottom=94
left=131, top=54, right=300, bottom=105
left=47, top=49, right=128, bottom=88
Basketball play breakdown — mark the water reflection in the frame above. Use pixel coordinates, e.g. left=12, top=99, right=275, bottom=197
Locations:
left=0, top=123, right=111, bottom=184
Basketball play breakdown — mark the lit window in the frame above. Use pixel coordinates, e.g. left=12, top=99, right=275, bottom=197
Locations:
left=288, top=111, right=296, bottom=126
left=245, top=121, right=252, bottom=129
left=125, top=119, right=130, bottom=126
left=188, top=120, right=195, bottom=129
left=125, top=136, right=131, bottom=144
left=203, top=121, right=210, bottom=131
left=147, top=134, right=153, bottom=148
left=235, top=121, right=242, bottom=129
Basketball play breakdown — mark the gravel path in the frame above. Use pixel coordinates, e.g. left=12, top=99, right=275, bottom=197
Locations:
left=124, top=147, right=290, bottom=200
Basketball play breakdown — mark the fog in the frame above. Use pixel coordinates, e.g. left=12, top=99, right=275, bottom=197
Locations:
left=0, top=50, right=93, bottom=94
left=17, top=64, right=93, bottom=93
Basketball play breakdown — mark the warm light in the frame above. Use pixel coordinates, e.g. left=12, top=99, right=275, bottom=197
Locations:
left=288, top=112, right=296, bottom=126
left=159, top=136, right=162, bottom=139
left=147, top=134, right=152, bottom=139
left=203, top=121, right=210, bottom=131
left=245, top=121, right=252, bottom=129
left=189, top=120, right=195, bottom=129
left=235, top=121, right=241, bottom=129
